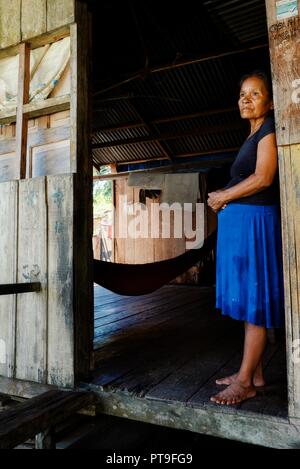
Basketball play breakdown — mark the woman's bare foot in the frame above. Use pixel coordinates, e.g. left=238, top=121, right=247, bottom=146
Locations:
left=216, top=372, right=265, bottom=387
left=210, top=382, right=257, bottom=405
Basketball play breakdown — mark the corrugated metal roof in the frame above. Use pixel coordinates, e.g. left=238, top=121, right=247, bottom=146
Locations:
left=91, top=0, right=270, bottom=169
left=203, top=0, right=268, bottom=44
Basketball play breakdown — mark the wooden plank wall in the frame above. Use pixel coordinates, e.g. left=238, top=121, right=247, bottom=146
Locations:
left=0, top=1, right=92, bottom=388
left=265, top=0, right=300, bottom=420
left=0, top=64, right=71, bottom=183
left=0, top=0, right=75, bottom=48
left=0, top=174, right=75, bottom=387
left=0, top=182, right=18, bottom=378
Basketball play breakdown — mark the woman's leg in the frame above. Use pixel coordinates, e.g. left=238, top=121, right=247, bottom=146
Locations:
left=211, top=322, right=267, bottom=405
left=216, top=323, right=265, bottom=387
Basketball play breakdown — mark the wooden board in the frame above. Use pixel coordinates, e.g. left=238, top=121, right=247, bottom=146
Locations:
left=278, top=144, right=300, bottom=419
left=0, top=376, right=55, bottom=399
left=47, top=0, right=75, bottom=32
left=30, top=139, right=70, bottom=177
left=266, top=0, right=300, bottom=145
left=47, top=175, right=74, bottom=387
left=16, top=177, right=48, bottom=383
left=0, top=152, right=18, bottom=182
left=84, top=386, right=299, bottom=449
left=0, top=0, right=21, bottom=49
left=0, top=182, right=17, bottom=378
left=71, top=4, right=94, bottom=381
left=21, top=0, right=47, bottom=40
left=0, top=389, right=95, bottom=449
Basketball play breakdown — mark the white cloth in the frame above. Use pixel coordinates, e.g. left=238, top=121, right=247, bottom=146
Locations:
left=0, top=37, right=70, bottom=112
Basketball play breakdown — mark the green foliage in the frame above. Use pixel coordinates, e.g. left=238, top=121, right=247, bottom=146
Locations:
left=93, top=165, right=113, bottom=216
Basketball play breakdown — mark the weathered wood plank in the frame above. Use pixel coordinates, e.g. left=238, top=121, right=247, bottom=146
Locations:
left=79, top=386, right=300, bottom=449
left=94, top=294, right=211, bottom=348
left=277, top=144, right=300, bottom=419
left=108, top=321, right=238, bottom=399
left=0, top=126, right=70, bottom=156
left=0, top=25, right=69, bottom=62
left=0, top=0, right=21, bottom=48
left=289, top=144, right=300, bottom=418
left=188, top=342, right=285, bottom=418
left=21, top=0, right=47, bottom=40
left=47, top=0, right=75, bottom=31
left=277, top=145, right=294, bottom=414
left=16, top=42, right=30, bottom=179
left=265, top=0, right=300, bottom=145
left=0, top=376, right=55, bottom=399
left=16, top=177, right=48, bottom=383
left=92, top=298, right=217, bottom=387
left=94, top=299, right=214, bottom=364
left=71, top=3, right=94, bottom=381
left=0, top=95, right=71, bottom=125
left=0, top=283, right=41, bottom=295
left=265, top=0, right=300, bottom=422
left=146, top=328, right=241, bottom=403
left=0, top=389, right=95, bottom=449
left=94, top=287, right=196, bottom=324
left=0, top=182, right=18, bottom=378
left=47, top=174, right=74, bottom=387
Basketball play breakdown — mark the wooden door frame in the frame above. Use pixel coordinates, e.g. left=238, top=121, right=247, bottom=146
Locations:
left=266, top=0, right=300, bottom=421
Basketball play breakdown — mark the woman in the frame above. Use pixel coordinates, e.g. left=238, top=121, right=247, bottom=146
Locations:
left=207, top=70, right=285, bottom=406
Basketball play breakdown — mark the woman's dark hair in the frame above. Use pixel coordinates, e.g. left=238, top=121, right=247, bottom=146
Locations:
left=239, top=70, right=273, bottom=99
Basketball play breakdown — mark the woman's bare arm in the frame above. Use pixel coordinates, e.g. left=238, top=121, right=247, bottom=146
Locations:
left=208, top=133, right=278, bottom=211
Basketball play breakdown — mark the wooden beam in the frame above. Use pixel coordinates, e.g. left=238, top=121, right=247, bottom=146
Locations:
left=0, top=95, right=71, bottom=125
left=91, top=107, right=238, bottom=135
left=126, top=99, right=173, bottom=161
left=16, top=42, right=30, bottom=179
left=0, top=25, right=70, bottom=62
left=92, top=122, right=243, bottom=150
left=78, top=387, right=300, bottom=449
left=93, top=44, right=268, bottom=96
left=0, top=377, right=55, bottom=399
left=93, top=148, right=238, bottom=169
left=70, top=2, right=94, bottom=383
left=93, top=156, right=235, bottom=181
left=0, top=283, right=41, bottom=296
left=0, top=390, right=95, bottom=449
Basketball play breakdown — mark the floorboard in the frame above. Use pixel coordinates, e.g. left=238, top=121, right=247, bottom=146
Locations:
left=92, top=285, right=288, bottom=419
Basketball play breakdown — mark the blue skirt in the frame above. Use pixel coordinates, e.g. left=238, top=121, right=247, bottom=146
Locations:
left=215, top=203, right=285, bottom=328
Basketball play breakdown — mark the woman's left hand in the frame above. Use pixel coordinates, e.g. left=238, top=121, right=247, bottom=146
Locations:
left=207, top=191, right=228, bottom=212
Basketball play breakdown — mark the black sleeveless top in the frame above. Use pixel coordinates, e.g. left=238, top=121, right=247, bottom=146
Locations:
left=224, top=115, right=280, bottom=205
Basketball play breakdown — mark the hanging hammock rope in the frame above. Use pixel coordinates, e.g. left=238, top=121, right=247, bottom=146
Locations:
left=93, top=230, right=216, bottom=296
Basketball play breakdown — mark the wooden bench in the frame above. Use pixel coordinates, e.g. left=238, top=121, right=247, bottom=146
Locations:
left=0, top=389, right=96, bottom=449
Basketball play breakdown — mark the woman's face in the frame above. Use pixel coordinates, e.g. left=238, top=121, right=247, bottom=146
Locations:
left=238, top=76, right=273, bottom=120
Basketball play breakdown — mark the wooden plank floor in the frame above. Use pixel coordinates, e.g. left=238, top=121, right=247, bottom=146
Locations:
left=92, top=284, right=288, bottom=419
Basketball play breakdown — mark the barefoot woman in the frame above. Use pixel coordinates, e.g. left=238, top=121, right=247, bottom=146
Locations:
left=207, top=71, right=285, bottom=405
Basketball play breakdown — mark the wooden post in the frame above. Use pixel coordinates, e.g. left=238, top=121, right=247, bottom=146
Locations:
left=265, top=0, right=300, bottom=420
left=71, top=1, right=94, bottom=382
left=16, top=42, right=30, bottom=179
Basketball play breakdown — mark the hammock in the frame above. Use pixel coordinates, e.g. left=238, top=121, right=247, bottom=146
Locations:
left=94, top=230, right=216, bottom=296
